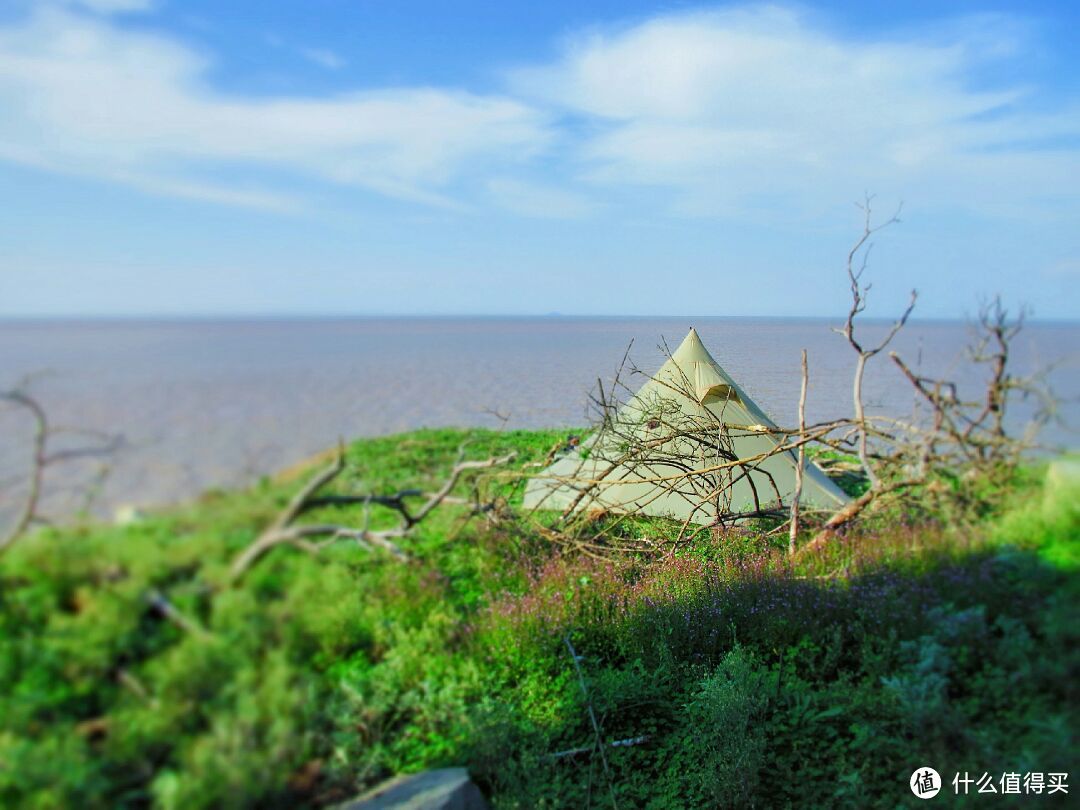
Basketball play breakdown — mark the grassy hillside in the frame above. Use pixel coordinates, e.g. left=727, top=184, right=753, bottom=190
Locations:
left=1, top=428, right=1076, bottom=808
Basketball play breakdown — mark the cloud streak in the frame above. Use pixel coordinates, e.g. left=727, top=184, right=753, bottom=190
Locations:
left=297, top=46, right=346, bottom=70
left=61, top=0, right=155, bottom=13
left=512, top=6, right=1080, bottom=219
left=0, top=6, right=551, bottom=209
left=0, top=3, right=1077, bottom=224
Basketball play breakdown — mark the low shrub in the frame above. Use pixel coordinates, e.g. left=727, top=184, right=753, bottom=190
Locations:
left=0, top=429, right=1075, bottom=808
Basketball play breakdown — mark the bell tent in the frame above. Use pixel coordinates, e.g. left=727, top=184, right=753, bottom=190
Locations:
left=523, top=328, right=849, bottom=525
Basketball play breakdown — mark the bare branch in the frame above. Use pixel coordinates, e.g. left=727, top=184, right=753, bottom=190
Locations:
left=789, top=349, right=808, bottom=555
left=0, top=389, right=47, bottom=553
left=271, top=441, right=346, bottom=533
left=834, top=197, right=916, bottom=490
left=411, top=452, right=516, bottom=524
left=550, top=735, right=650, bottom=760
left=116, top=668, right=157, bottom=705
left=1, top=379, right=125, bottom=553
left=227, top=446, right=516, bottom=584
left=564, top=635, right=620, bottom=810
left=145, top=589, right=212, bottom=640
left=802, top=477, right=919, bottom=553
left=481, top=406, right=511, bottom=430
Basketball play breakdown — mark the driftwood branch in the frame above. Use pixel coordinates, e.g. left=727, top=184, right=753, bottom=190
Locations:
left=272, top=444, right=346, bottom=533
left=145, top=588, right=212, bottom=640
left=227, top=445, right=516, bottom=584
left=550, top=735, right=650, bottom=760
left=801, top=477, right=918, bottom=553
left=789, top=349, right=808, bottom=555
left=833, top=196, right=916, bottom=490
left=0, top=389, right=46, bottom=553
left=116, top=668, right=157, bottom=705
left=792, top=197, right=924, bottom=551
left=564, top=635, right=620, bottom=810
left=803, top=290, right=1039, bottom=552
left=1, top=380, right=124, bottom=554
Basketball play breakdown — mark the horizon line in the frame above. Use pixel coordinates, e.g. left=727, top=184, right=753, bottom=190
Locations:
left=2, top=312, right=1077, bottom=325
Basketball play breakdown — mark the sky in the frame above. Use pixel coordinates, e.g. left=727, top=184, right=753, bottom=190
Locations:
left=0, top=0, right=1078, bottom=319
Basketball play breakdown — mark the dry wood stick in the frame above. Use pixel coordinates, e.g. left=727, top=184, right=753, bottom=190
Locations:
left=227, top=446, right=515, bottom=584
left=789, top=349, right=808, bottom=555
left=564, top=635, right=619, bottom=810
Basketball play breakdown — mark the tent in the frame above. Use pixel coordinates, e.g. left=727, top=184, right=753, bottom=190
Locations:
left=523, top=328, right=849, bottom=524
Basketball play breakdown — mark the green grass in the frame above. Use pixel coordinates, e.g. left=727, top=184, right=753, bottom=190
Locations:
left=0, top=428, right=1076, bottom=808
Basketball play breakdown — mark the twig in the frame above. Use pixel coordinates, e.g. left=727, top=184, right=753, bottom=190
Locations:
left=789, top=349, right=808, bottom=555
left=116, top=667, right=157, bottom=705
left=227, top=445, right=516, bottom=584
left=482, top=406, right=511, bottom=430
left=145, top=589, right=212, bottom=640
left=1, top=382, right=123, bottom=554
left=143, top=591, right=210, bottom=639
left=831, top=195, right=915, bottom=489
left=550, top=735, right=650, bottom=760
left=802, top=477, right=919, bottom=553
left=564, top=635, right=619, bottom=810
left=0, top=390, right=46, bottom=553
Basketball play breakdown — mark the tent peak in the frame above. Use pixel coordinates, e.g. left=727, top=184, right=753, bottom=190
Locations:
left=671, top=326, right=716, bottom=365
left=675, top=327, right=702, bottom=350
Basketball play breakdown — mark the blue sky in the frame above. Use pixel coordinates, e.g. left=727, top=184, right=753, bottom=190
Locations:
left=0, top=0, right=1078, bottom=318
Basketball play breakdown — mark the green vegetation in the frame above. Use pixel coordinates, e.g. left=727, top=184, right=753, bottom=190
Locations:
left=1, top=428, right=1076, bottom=808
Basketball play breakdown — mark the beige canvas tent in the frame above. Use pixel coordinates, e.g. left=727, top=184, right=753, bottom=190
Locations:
left=523, top=328, right=849, bottom=524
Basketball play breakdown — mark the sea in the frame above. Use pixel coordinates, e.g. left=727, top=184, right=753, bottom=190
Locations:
left=1, top=316, right=1077, bottom=527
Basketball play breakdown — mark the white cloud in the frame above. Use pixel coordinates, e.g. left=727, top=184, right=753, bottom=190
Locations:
left=1044, top=258, right=1080, bottom=279
left=58, top=0, right=155, bottom=14
left=511, top=6, right=1080, bottom=218
left=0, top=3, right=1078, bottom=224
left=486, top=177, right=596, bottom=219
left=298, top=46, right=345, bottom=70
left=264, top=32, right=347, bottom=70
left=0, top=7, right=550, bottom=209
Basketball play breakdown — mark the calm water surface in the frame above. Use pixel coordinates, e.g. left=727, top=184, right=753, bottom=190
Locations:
left=1, top=317, right=1077, bottom=525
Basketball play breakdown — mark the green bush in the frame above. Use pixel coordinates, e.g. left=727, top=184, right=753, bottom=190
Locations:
left=0, top=430, right=1075, bottom=808
left=655, top=647, right=768, bottom=807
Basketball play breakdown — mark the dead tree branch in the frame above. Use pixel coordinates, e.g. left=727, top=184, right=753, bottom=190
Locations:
left=1, top=380, right=124, bottom=555
left=804, top=294, right=1043, bottom=552
left=789, top=349, right=808, bottom=555
left=550, top=735, right=651, bottom=760
left=801, top=478, right=919, bottom=554
left=116, top=668, right=157, bottom=705
left=564, top=635, right=620, bottom=810
left=481, top=406, right=511, bottom=430
left=833, top=196, right=916, bottom=489
left=227, top=445, right=516, bottom=584
left=145, top=588, right=212, bottom=640
left=0, top=389, right=46, bottom=553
